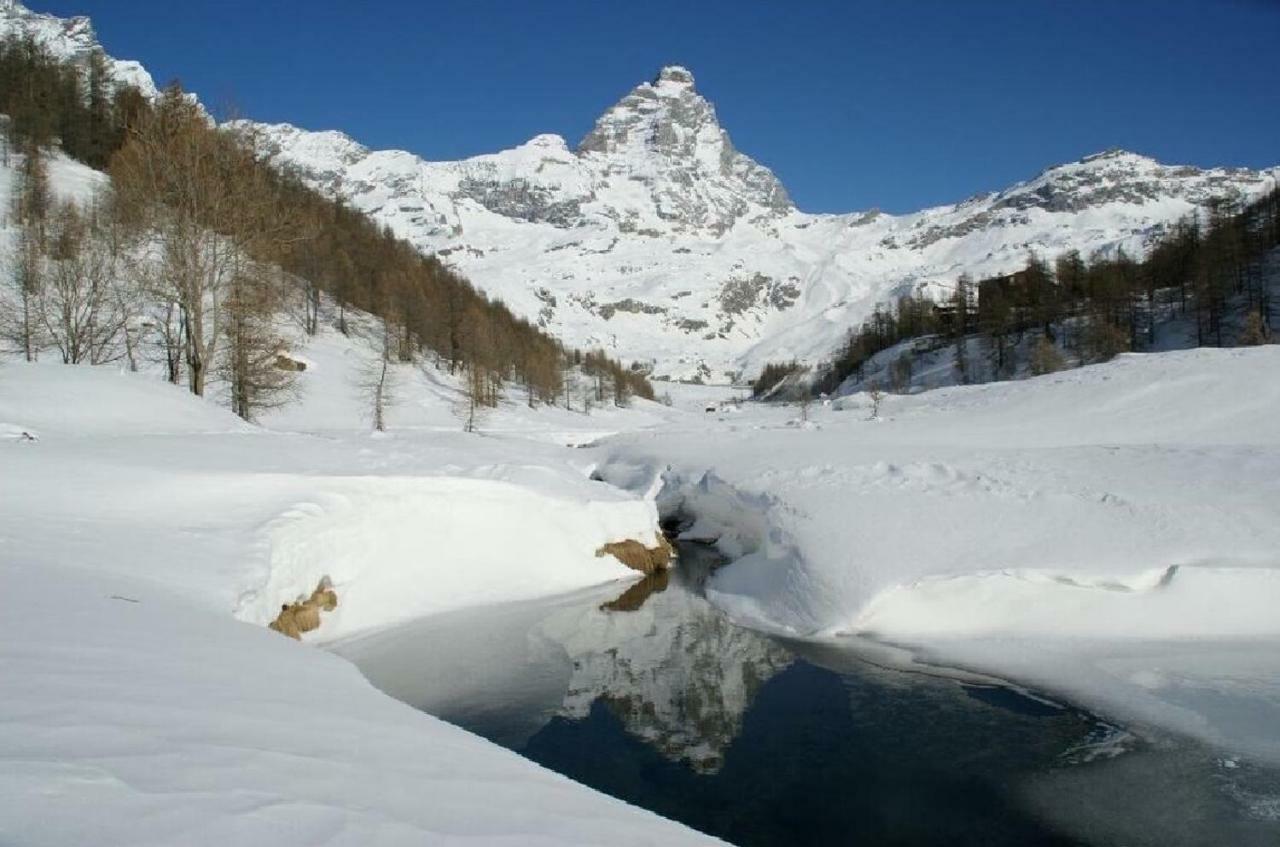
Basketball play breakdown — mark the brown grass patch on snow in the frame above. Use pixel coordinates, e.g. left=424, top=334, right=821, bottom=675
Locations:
left=596, top=535, right=674, bottom=575
left=267, top=576, right=339, bottom=640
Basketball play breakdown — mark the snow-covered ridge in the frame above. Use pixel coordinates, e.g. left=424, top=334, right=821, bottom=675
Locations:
left=0, top=0, right=158, bottom=98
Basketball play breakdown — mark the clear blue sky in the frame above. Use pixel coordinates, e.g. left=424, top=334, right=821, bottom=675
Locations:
left=35, top=0, right=1280, bottom=214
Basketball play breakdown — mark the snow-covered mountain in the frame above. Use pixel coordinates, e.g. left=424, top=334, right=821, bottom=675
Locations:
left=242, top=73, right=1278, bottom=382
left=5, top=0, right=1277, bottom=381
left=0, top=0, right=157, bottom=98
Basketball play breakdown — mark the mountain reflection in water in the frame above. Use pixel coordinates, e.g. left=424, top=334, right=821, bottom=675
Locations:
left=335, top=542, right=1280, bottom=847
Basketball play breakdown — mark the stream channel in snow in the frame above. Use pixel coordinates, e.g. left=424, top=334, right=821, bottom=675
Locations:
left=334, top=541, right=1280, bottom=846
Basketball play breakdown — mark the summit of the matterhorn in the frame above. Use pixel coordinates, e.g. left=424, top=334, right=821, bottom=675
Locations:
left=578, top=64, right=713, bottom=157
left=577, top=65, right=793, bottom=229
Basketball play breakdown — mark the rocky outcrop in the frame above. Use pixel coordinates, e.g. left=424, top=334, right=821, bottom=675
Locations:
left=577, top=65, right=792, bottom=234
left=596, top=535, right=674, bottom=575
left=274, top=353, right=307, bottom=372
left=455, top=176, right=586, bottom=226
left=268, top=577, right=338, bottom=640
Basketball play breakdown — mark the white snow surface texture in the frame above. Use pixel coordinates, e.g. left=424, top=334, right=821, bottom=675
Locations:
left=0, top=131, right=721, bottom=845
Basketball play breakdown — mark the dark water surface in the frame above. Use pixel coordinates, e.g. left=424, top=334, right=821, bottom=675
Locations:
left=335, top=543, right=1280, bottom=847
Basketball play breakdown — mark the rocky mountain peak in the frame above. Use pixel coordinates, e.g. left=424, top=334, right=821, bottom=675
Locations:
left=990, top=147, right=1267, bottom=215
left=577, top=66, right=718, bottom=158
left=576, top=66, right=793, bottom=228
left=654, top=64, right=695, bottom=87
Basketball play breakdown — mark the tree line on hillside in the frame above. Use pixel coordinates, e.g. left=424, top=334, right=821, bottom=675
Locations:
left=754, top=184, right=1280, bottom=399
left=0, top=35, right=652, bottom=424
left=0, top=35, right=146, bottom=169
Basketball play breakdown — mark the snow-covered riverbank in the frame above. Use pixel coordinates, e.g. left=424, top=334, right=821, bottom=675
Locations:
left=599, top=347, right=1280, bottom=763
left=0, top=358, right=723, bottom=846
left=4, top=345, right=1279, bottom=844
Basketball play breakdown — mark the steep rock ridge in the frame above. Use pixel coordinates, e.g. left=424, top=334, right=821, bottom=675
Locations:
left=899, top=151, right=1275, bottom=251
left=996, top=149, right=1263, bottom=213
left=577, top=65, right=793, bottom=234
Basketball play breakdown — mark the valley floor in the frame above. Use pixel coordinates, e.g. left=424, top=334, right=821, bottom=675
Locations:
left=2, top=341, right=1278, bottom=844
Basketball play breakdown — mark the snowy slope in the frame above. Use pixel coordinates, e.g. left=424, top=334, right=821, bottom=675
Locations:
left=0, top=556, right=725, bottom=847
left=5, top=0, right=1279, bottom=823
left=598, top=347, right=1280, bottom=761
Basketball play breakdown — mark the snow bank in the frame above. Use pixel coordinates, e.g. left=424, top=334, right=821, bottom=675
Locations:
left=868, top=348, right=1280, bottom=448
left=856, top=563, right=1280, bottom=640
left=601, top=347, right=1280, bottom=759
left=605, top=349, right=1280, bottom=637
left=242, top=475, right=650, bottom=639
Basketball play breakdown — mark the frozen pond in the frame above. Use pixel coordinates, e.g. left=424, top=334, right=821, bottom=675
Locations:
left=334, top=543, right=1280, bottom=846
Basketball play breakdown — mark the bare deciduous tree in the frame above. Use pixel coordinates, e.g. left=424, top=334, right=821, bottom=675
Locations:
left=2, top=143, right=50, bottom=361
left=37, top=201, right=128, bottom=365
left=356, top=315, right=398, bottom=432
left=458, top=362, right=490, bottom=433
left=110, top=88, right=302, bottom=400
left=867, top=381, right=884, bottom=420
left=222, top=260, right=298, bottom=421
left=2, top=225, right=45, bottom=361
